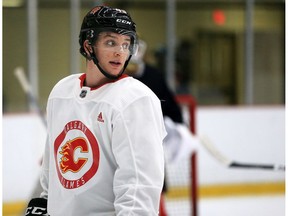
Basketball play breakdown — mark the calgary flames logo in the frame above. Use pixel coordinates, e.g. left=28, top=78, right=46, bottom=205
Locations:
left=54, top=120, right=100, bottom=189
left=59, top=138, right=88, bottom=174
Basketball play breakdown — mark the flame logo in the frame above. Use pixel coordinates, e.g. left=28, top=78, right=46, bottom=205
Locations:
left=89, top=6, right=101, bottom=15
left=59, top=137, right=88, bottom=173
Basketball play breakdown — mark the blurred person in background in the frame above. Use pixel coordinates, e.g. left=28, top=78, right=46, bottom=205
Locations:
left=126, top=39, right=189, bottom=216
left=126, top=39, right=183, bottom=124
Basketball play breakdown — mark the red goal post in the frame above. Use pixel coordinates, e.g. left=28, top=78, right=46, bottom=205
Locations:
left=175, top=94, right=198, bottom=216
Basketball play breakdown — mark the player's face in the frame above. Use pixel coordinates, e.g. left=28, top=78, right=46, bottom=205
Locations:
left=94, top=32, right=131, bottom=76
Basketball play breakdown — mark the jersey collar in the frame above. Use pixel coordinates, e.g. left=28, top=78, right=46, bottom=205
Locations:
left=79, top=73, right=129, bottom=90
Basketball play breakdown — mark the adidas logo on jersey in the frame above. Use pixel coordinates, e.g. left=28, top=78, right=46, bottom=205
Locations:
left=97, top=112, right=104, bottom=123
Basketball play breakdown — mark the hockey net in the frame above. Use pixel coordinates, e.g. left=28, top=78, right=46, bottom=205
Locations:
left=163, top=95, right=198, bottom=216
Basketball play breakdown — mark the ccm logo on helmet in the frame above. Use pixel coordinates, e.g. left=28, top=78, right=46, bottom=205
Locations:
left=116, top=18, right=132, bottom=25
left=25, top=207, right=47, bottom=215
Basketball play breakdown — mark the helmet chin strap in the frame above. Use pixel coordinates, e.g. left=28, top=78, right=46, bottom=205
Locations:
left=90, top=50, right=131, bottom=80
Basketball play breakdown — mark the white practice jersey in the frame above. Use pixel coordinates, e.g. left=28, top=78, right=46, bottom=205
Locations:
left=40, top=73, right=166, bottom=216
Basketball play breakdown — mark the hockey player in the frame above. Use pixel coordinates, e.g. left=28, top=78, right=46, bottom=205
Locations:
left=25, top=6, right=166, bottom=216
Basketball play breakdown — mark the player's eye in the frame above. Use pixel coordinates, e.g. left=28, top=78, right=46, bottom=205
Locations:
left=105, top=40, right=116, bottom=47
left=122, top=43, right=129, bottom=50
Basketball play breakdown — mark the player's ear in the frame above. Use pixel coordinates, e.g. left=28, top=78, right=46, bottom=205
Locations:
left=83, top=40, right=93, bottom=58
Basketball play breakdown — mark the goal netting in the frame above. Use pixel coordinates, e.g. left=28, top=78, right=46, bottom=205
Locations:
left=163, top=95, right=198, bottom=216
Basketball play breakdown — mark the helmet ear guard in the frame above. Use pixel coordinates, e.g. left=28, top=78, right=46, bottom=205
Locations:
left=82, top=40, right=94, bottom=60
left=79, top=29, right=96, bottom=58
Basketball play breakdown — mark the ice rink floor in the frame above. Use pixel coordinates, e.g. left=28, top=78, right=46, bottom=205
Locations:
left=3, top=194, right=285, bottom=216
left=166, top=194, right=285, bottom=216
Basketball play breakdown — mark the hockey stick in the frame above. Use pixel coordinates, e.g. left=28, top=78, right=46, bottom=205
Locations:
left=14, top=67, right=47, bottom=127
left=199, top=135, right=285, bottom=171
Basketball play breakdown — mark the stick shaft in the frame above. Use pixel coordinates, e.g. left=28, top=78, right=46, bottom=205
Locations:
left=14, top=67, right=47, bottom=127
left=14, top=67, right=32, bottom=93
left=230, top=162, right=285, bottom=171
left=200, top=135, right=285, bottom=172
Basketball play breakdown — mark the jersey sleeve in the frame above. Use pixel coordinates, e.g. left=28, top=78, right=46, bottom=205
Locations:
left=39, top=99, right=53, bottom=200
left=112, top=95, right=166, bottom=215
left=39, top=136, right=50, bottom=199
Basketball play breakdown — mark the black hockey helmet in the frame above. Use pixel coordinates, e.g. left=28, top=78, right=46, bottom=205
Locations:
left=79, top=6, right=138, bottom=79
